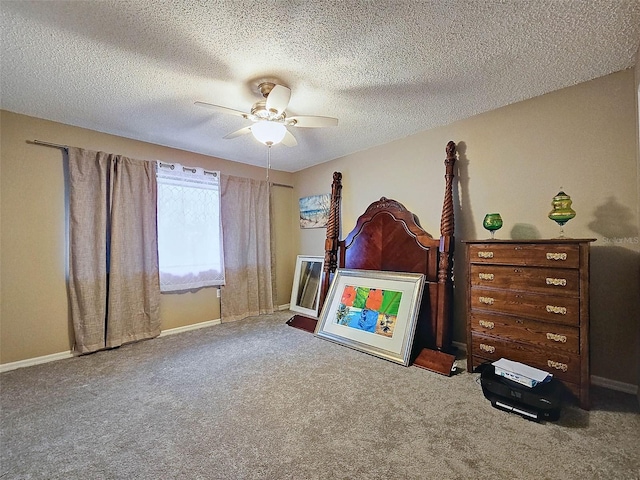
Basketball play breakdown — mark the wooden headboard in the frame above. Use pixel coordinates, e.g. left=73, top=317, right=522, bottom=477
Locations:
left=319, top=141, right=457, bottom=374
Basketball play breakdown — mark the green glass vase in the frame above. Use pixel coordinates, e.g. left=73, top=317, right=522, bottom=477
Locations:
left=483, top=213, right=503, bottom=239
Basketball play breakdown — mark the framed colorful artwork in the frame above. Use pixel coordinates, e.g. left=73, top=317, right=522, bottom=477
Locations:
left=299, top=194, right=330, bottom=228
left=315, top=269, right=425, bottom=366
left=289, top=255, right=324, bottom=317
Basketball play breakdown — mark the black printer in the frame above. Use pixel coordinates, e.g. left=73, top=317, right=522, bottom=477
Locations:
left=480, top=364, right=563, bottom=421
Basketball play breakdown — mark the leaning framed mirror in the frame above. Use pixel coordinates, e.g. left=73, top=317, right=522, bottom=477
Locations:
left=289, top=255, right=324, bottom=317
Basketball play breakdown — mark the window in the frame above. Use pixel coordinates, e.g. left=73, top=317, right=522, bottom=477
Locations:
left=156, top=162, right=225, bottom=292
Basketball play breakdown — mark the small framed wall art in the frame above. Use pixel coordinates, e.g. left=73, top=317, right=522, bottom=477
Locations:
left=299, top=194, right=330, bottom=228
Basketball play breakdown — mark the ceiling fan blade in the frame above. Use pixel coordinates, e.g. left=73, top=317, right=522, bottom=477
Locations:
left=287, top=115, right=338, bottom=128
left=223, top=126, right=252, bottom=139
left=281, top=130, right=298, bottom=147
left=266, top=85, right=291, bottom=115
left=195, top=101, right=249, bottom=119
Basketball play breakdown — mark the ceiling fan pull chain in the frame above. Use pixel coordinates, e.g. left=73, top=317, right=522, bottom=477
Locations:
left=267, top=145, right=271, bottom=185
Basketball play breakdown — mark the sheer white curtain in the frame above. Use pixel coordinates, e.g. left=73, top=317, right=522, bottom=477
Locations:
left=156, top=163, right=224, bottom=292
left=68, top=148, right=160, bottom=354
left=220, top=175, right=274, bottom=322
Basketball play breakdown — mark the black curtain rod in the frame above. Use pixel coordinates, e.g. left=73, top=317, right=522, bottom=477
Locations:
left=28, top=139, right=295, bottom=189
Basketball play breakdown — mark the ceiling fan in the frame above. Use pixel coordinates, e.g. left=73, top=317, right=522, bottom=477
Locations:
left=195, top=82, right=338, bottom=147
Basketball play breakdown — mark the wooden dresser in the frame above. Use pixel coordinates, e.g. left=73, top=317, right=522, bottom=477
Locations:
left=464, top=239, right=594, bottom=409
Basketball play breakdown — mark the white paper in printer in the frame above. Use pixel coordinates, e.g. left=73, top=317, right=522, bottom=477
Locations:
left=492, top=358, right=552, bottom=388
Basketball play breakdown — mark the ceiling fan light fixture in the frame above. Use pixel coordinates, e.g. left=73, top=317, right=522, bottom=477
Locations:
left=251, top=121, right=287, bottom=146
left=195, top=80, right=337, bottom=146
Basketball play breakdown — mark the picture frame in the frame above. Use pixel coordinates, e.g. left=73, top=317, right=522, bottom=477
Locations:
left=315, top=269, right=425, bottom=366
left=289, top=255, right=325, bottom=317
left=299, top=194, right=331, bottom=228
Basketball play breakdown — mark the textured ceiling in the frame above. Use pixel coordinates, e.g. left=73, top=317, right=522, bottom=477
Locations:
left=2, top=1, right=639, bottom=172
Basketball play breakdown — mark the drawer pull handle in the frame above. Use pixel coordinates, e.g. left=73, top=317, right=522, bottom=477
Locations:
left=479, top=273, right=494, bottom=281
left=546, top=277, right=567, bottom=286
left=546, top=305, right=567, bottom=315
left=479, top=296, right=495, bottom=305
left=546, top=333, right=567, bottom=343
left=477, top=251, right=494, bottom=259
left=547, top=360, right=568, bottom=372
left=546, top=252, right=568, bottom=261
left=547, top=305, right=567, bottom=315
left=480, top=343, right=496, bottom=354
left=479, top=319, right=495, bottom=329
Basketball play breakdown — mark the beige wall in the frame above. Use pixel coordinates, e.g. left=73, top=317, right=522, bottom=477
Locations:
left=2, top=70, right=638, bottom=387
left=293, top=69, right=640, bottom=386
left=0, top=111, right=295, bottom=364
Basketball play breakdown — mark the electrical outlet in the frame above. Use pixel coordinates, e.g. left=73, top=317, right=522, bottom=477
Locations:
left=217, top=288, right=221, bottom=298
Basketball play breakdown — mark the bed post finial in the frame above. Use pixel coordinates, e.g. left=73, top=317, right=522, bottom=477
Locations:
left=320, top=172, right=342, bottom=311
left=440, top=141, right=456, bottom=238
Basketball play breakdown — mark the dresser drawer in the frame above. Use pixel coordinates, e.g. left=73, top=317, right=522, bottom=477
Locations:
left=470, top=264, right=580, bottom=296
left=470, top=312, right=579, bottom=354
left=470, top=287, right=580, bottom=325
left=469, top=243, right=580, bottom=268
left=471, top=333, right=581, bottom=384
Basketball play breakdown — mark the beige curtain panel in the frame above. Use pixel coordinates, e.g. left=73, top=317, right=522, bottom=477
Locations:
left=220, top=175, right=274, bottom=322
left=68, top=148, right=161, bottom=354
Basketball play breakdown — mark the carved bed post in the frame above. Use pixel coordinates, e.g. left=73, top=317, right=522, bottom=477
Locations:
left=319, top=171, right=342, bottom=311
left=435, top=141, right=457, bottom=352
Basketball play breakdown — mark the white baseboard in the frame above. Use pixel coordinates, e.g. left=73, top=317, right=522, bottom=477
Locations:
left=591, top=375, right=638, bottom=395
left=161, top=306, right=290, bottom=336
left=158, top=318, right=221, bottom=337
left=1, top=319, right=222, bottom=373
left=0, top=350, right=74, bottom=373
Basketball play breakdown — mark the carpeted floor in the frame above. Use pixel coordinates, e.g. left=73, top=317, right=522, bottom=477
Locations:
left=1, top=310, right=639, bottom=479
